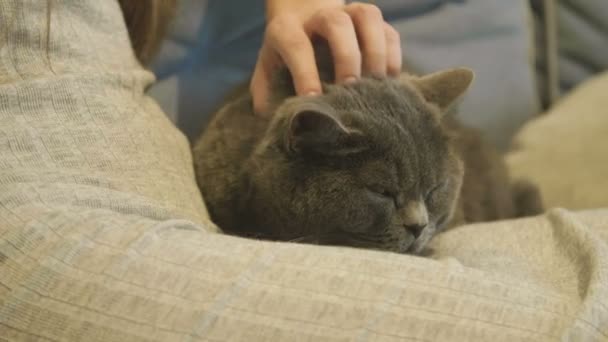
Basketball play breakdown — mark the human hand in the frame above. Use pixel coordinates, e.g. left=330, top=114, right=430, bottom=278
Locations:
left=252, top=1, right=402, bottom=115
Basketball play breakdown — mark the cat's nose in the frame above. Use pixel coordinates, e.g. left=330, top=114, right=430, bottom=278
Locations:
left=404, top=223, right=426, bottom=239
left=401, top=200, right=428, bottom=239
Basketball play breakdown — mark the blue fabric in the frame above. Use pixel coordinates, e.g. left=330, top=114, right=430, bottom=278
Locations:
left=390, top=0, right=539, bottom=149
left=149, top=0, right=265, bottom=137
left=149, top=0, right=540, bottom=150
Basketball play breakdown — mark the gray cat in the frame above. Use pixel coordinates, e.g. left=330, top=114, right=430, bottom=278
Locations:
left=192, top=50, right=542, bottom=254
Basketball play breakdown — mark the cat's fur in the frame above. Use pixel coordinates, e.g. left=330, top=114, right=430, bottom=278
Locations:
left=192, top=48, right=542, bottom=254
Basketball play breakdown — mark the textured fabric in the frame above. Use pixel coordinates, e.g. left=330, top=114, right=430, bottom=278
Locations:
left=1, top=1, right=608, bottom=341
left=507, top=70, right=608, bottom=210
left=150, top=0, right=539, bottom=150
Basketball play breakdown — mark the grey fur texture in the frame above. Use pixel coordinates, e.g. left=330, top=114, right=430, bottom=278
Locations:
left=192, top=49, right=542, bottom=254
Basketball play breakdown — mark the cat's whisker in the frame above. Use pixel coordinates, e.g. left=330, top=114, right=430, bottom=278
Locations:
left=287, top=235, right=316, bottom=243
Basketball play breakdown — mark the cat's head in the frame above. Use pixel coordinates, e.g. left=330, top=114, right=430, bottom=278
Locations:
left=247, top=68, right=474, bottom=254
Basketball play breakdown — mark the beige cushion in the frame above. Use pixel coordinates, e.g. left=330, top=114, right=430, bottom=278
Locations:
left=1, top=1, right=607, bottom=341
left=507, top=71, right=608, bottom=210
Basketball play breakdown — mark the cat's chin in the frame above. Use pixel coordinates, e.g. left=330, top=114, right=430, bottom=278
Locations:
left=315, top=229, right=422, bottom=254
left=263, top=224, right=437, bottom=254
left=405, top=225, right=437, bottom=254
left=408, top=240, right=429, bottom=255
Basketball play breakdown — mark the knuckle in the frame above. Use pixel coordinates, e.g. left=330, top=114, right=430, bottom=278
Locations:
left=366, top=51, right=387, bottom=63
left=333, top=47, right=361, bottom=63
left=334, top=54, right=359, bottom=66
left=350, top=3, right=383, bottom=21
left=334, top=53, right=361, bottom=72
left=318, top=9, right=352, bottom=29
left=266, top=22, right=308, bottom=50
left=266, top=17, right=285, bottom=36
left=384, top=25, right=400, bottom=42
left=266, top=15, right=296, bottom=37
left=281, top=36, right=309, bottom=52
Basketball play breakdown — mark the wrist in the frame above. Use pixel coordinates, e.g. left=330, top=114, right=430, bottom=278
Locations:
left=266, top=0, right=345, bottom=21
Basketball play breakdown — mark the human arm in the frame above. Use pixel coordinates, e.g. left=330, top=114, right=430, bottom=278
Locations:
left=2, top=1, right=605, bottom=340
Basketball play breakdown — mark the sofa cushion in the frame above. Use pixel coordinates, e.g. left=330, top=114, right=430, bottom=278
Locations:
left=507, top=70, right=608, bottom=210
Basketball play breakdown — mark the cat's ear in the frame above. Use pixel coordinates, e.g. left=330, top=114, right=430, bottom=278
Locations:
left=410, top=68, right=474, bottom=112
left=287, top=104, right=366, bottom=156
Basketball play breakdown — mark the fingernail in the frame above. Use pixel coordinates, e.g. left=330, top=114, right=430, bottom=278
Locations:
left=305, top=91, right=319, bottom=97
left=343, top=76, right=358, bottom=84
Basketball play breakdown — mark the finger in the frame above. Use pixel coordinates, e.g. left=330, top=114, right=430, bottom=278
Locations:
left=250, top=49, right=273, bottom=116
left=266, top=15, right=322, bottom=97
left=305, top=8, right=361, bottom=84
left=384, top=23, right=402, bottom=76
left=345, top=3, right=387, bottom=77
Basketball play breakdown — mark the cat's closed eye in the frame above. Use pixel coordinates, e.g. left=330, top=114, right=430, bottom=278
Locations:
left=366, top=186, right=397, bottom=202
left=425, top=180, right=448, bottom=200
